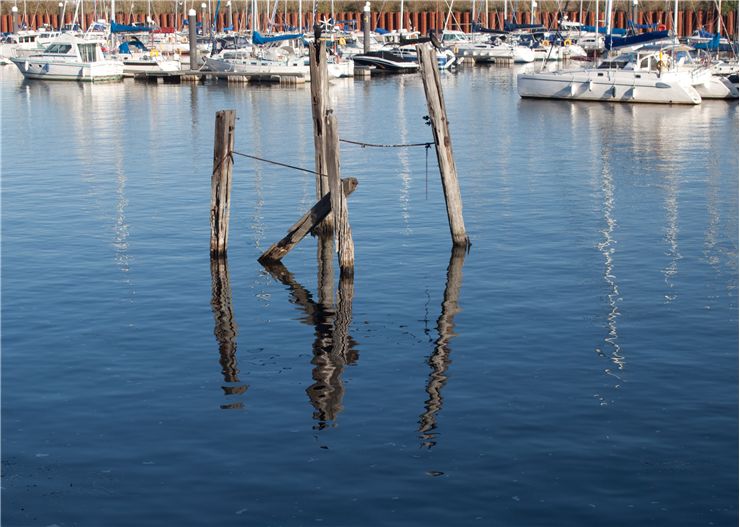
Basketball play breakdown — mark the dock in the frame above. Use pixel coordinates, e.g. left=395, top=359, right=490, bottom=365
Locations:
left=132, top=65, right=376, bottom=84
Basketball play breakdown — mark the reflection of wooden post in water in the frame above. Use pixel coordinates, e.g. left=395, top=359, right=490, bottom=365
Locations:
left=419, top=246, right=467, bottom=448
left=210, top=257, right=248, bottom=409
left=261, top=259, right=357, bottom=428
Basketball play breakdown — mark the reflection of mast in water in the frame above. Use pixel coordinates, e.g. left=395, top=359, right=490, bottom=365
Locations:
left=704, top=161, right=721, bottom=271
left=262, top=248, right=358, bottom=429
left=419, top=246, right=466, bottom=449
left=113, top=150, right=131, bottom=277
left=249, top=94, right=266, bottom=249
left=662, top=171, right=682, bottom=302
left=210, top=257, right=248, bottom=409
left=596, top=157, right=624, bottom=385
left=397, top=75, right=412, bottom=233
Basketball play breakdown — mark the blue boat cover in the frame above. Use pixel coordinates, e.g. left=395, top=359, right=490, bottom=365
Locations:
left=627, top=20, right=659, bottom=30
left=606, top=30, right=670, bottom=50
left=252, top=30, right=304, bottom=45
left=580, top=25, right=626, bottom=35
left=111, top=21, right=155, bottom=33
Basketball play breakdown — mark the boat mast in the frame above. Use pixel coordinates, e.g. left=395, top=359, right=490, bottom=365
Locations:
left=717, top=0, right=722, bottom=35
left=400, top=0, right=403, bottom=31
left=672, top=0, right=678, bottom=41
left=530, top=0, right=536, bottom=25
left=444, top=0, right=454, bottom=31
left=605, top=0, right=612, bottom=36
left=595, top=0, right=599, bottom=42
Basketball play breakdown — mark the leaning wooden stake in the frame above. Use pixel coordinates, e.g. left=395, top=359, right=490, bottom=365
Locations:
left=258, top=178, right=358, bottom=264
left=416, top=44, right=470, bottom=248
left=309, top=37, right=333, bottom=234
left=210, top=110, right=236, bottom=256
left=325, top=112, right=355, bottom=276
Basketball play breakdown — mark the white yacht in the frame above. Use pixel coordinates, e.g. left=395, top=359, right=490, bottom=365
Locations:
left=10, top=33, right=123, bottom=82
left=517, top=46, right=702, bottom=104
left=442, top=30, right=535, bottom=64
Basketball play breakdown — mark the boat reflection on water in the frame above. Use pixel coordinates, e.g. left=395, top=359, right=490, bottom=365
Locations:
left=262, top=237, right=358, bottom=429
left=419, top=245, right=467, bottom=449
left=210, top=256, right=249, bottom=409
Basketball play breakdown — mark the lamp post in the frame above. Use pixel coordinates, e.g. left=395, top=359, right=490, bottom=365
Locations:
left=363, top=1, right=370, bottom=53
left=201, top=2, right=207, bottom=35
left=188, top=8, right=198, bottom=69
left=11, top=5, right=18, bottom=33
left=632, top=0, right=638, bottom=27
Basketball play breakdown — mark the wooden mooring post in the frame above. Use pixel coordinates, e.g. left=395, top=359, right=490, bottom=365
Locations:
left=210, top=110, right=236, bottom=257
left=416, top=44, right=470, bottom=249
left=325, top=112, right=355, bottom=276
left=309, top=34, right=333, bottom=234
left=259, top=29, right=355, bottom=276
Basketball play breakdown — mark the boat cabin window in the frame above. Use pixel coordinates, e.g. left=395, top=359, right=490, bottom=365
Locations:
left=44, top=43, right=73, bottom=54
left=79, top=43, right=98, bottom=63
left=598, top=60, right=629, bottom=69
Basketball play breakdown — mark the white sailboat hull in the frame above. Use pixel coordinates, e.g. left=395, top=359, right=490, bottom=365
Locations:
left=204, top=56, right=309, bottom=78
left=517, top=69, right=702, bottom=104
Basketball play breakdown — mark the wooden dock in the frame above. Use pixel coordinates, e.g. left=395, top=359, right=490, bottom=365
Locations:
left=132, top=65, right=376, bottom=84
left=132, top=69, right=308, bottom=85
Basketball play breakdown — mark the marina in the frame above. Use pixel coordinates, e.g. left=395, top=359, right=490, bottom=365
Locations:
left=1, top=1, right=739, bottom=526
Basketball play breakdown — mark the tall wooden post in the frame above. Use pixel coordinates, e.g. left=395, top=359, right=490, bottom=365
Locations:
left=325, top=113, right=355, bottom=276
left=309, top=36, right=333, bottom=234
left=416, top=44, right=470, bottom=248
left=210, top=110, right=236, bottom=257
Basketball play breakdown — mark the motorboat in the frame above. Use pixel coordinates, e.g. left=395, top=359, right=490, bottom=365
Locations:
left=351, top=46, right=420, bottom=73
left=442, top=30, right=535, bottom=64
left=517, top=46, right=702, bottom=104
left=10, top=33, right=123, bottom=81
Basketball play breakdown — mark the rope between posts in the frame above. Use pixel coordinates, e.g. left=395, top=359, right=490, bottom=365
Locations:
left=340, top=139, right=433, bottom=149
left=232, top=150, right=321, bottom=176
left=233, top=134, right=436, bottom=193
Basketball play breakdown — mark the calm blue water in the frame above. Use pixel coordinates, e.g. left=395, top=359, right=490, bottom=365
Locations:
left=2, top=64, right=738, bottom=526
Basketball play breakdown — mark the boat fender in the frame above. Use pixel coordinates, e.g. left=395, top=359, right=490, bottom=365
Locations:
left=564, top=39, right=572, bottom=46
left=658, top=23, right=666, bottom=31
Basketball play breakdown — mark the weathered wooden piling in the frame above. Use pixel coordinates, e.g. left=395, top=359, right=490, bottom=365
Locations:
left=325, top=113, right=355, bottom=276
left=416, top=44, right=470, bottom=249
left=258, top=178, right=358, bottom=264
left=309, top=36, right=332, bottom=233
left=210, top=110, right=236, bottom=257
